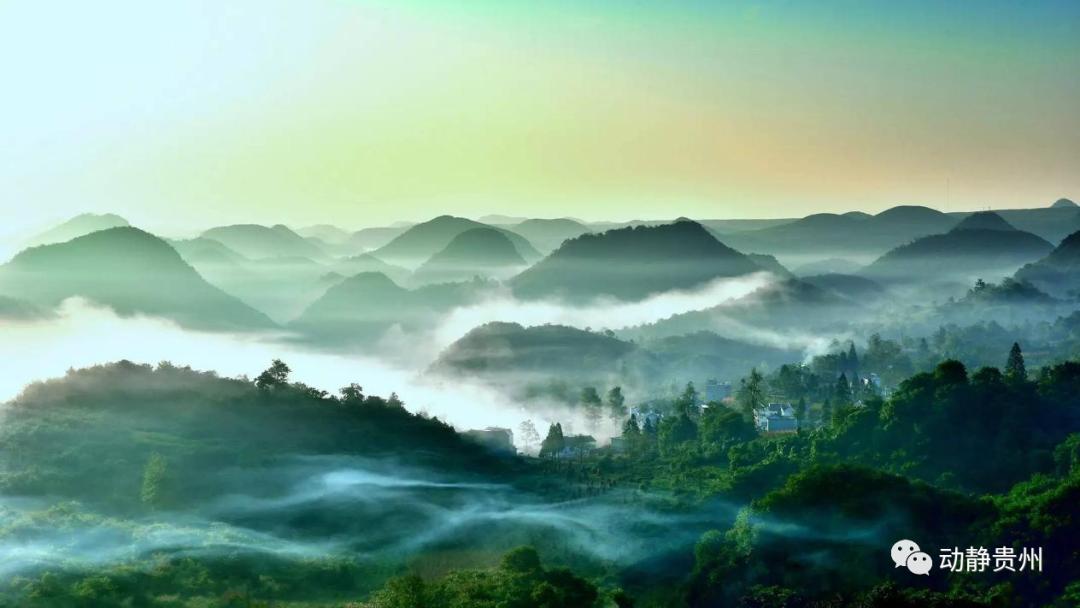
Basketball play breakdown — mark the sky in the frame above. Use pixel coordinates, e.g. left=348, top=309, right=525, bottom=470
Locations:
left=1, top=0, right=1078, bottom=239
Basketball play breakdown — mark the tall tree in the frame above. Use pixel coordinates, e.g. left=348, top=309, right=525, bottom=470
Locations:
left=580, top=387, right=602, bottom=429
left=847, top=343, right=859, bottom=378
left=539, top=422, right=565, bottom=459
left=255, top=359, right=290, bottom=392
left=675, top=382, right=699, bottom=417
left=606, top=386, right=627, bottom=421
left=795, top=396, right=807, bottom=424
left=736, top=369, right=766, bottom=420
left=820, top=398, right=833, bottom=427
left=1005, top=342, right=1027, bottom=384
left=834, top=373, right=852, bottom=407
left=518, top=420, right=541, bottom=453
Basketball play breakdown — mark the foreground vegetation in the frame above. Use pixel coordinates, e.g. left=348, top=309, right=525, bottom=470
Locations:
left=0, top=350, right=1078, bottom=607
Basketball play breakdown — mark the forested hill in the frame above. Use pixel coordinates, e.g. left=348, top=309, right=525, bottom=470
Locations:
left=0, top=227, right=274, bottom=330
left=509, top=220, right=767, bottom=302
left=0, top=360, right=506, bottom=511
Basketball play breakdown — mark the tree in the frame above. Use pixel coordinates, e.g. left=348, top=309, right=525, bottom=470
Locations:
left=736, top=369, right=766, bottom=421
left=834, top=373, right=852, bottom=406
left=1005, top=342, right=1027, bottom=384
left=339, top=383, right=365, bottom=405
left=699, top=407, right=755, bottom=448
left=581, top=387, right=602, bottom=428
left=795, top=396, right=807, bottom=424
left=658, top=414, right=697, bottom=455
left=848, top=342, right=860, bottom=378
left=606, top=386, right=627, bottom=421
left=255, top=359, right=290, bottom=392
left=820, top=398, right=833, bottom=427
left=675, top=382, right=699, bottom=417
left=141, top=453, right=168, bottom=508
left=539, top=423, right=565, bottom=459
left=518, top=420, right=541, bottom=453
left=622, top=414, right=641, bottom=438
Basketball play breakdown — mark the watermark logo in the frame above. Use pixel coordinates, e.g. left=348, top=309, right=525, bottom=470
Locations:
left=891, top=540, right=1043, bottom=575
left=891, top=539, right=932, bottom=575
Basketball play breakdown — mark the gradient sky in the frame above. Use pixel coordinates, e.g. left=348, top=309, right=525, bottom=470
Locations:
left=1, top=0, right=1078, bottom=239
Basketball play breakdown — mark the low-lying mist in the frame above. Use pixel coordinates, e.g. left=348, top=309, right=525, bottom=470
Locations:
left=0, top=275, right=789, bottom=443
left=0, top=454, right=738, bottom=582
left=0, top=299, right=634, bottom=448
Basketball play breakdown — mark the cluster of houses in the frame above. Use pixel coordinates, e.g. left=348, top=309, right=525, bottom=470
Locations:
left=469, top=372, right=887, bottom=456
left=753, top=402, right=799, bottom=433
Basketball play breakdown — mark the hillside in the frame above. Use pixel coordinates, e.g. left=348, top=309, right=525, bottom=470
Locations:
left=509, top=220, right=766, bottom=302
left=346, top=225, right=411, bottom=252
left=862, top=227, right=1054, bottom=285
left=412, top=228, right=527, bottom=285
left=292, top=272, right=492, bottom=343
left=505, top=218, right=591, bottom=253
left=0, top=295, right=50, bottom=320
left=430, top=322, right=639, bottom=381
left=799, top=273, right=888, bottom=302
left=333, top=253, right=411, bottom=284
left=720, top=205, right=956, bottom=261
left=1015, top=229, right=1080, bottom=298
left=623, top=277, right=867, bottom=340
left=0, top=227, right=274, bottom=330
left=296, top=224, right=352, bottom=244
left=201, top=224, right=326, bottom=260
left=372, top=216, right=540, bottom=267
left=23, top=213, right=130, bottom=247
left=951, top=211, right=1016, bottom=232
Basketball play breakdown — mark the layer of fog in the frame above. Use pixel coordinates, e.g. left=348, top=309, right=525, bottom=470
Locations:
left=0, top=299, right=611, bottom=446
left=0, top=455, right=740, bottom=580
left=430, top=272, right=775, bottom=351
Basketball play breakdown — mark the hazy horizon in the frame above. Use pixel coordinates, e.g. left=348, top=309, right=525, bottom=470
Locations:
left=2, top=0, right=1078, bottom=243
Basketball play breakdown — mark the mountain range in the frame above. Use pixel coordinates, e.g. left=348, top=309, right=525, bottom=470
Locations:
left=291, top=272, right=493, bottom=344
left=861, top=213, right=1053, bottom=287
left=201, top=224, right=327, bottom=260
left=0, top=227, right=273, bottom=330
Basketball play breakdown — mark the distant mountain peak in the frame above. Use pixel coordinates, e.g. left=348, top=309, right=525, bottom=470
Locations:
left=510, top=220, right=762, bottom=301
left=24, top=213, right=131, bottom=247
left=874, top=205, right=947, bottom=221
left=1051, top=198, right=1077, bottom=208
left=0, top=226, right=273, bottom=330
left=951, top=211, right=1016, bottom=233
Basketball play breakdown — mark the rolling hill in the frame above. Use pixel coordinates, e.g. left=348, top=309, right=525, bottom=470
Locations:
left=412, top=228, right=528, bottom=285
left=509, top=220, right=768, bottom=302
left=23, top=213, right=130, bottom=248
left=720, top=205, right=957, bottom=262
left=950, top=211, right=1016, bottom=232
left=291, top=272, right=492, bottom=343
left=372, top=216, right=540, bottom=267
left=503, top=218, right=591, bottom=253
left=346, top=225, right=411, bottom=252
left=1014, top=229, right=1080, bottom=298
left=430, top=321, right=639, bottom=381
left=0, top=227, right=274, bottom=330
left=862, top=225, right=1054, bottom=286
left=201, top=224, right=327, bottom=260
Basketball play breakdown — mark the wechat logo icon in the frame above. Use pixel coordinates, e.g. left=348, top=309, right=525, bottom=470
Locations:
left=892, top=539, right=933, bottom=575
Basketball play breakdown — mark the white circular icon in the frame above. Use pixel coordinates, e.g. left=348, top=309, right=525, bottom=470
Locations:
left=891, top=539, right=921, bottom=568
left=906, top=551, right=933, bottom=575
